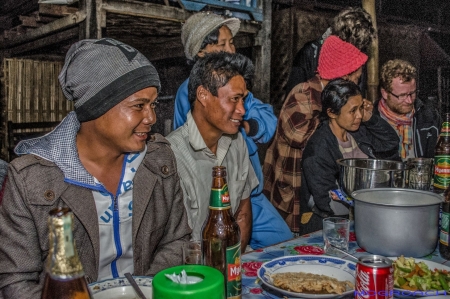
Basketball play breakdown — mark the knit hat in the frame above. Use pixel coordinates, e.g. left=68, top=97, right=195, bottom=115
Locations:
left=59, top=38, right=161, bottom=122
left=181, top=12, right=240, bottom=60
left=317, top=35, right=368, bottom=80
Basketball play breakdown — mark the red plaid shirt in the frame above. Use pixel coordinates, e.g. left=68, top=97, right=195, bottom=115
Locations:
left=263, top=75, right=323, bottom=232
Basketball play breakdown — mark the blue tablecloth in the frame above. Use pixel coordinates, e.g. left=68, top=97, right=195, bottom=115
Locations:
left=241, top=222, right=450, bottom=298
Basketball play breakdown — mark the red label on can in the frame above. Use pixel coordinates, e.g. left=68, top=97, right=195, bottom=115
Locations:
left=355, top=257, right=393, bottom=299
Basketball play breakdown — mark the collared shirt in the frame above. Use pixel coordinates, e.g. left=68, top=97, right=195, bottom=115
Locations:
left=15, top=111, right=145, bottom=280
left=167, top=111, right=259, bottom=241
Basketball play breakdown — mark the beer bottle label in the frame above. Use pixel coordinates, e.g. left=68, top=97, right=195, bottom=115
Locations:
left=440, top=211, right=450, bottom=246
left=62, top=214, right=75, bottom=258
left=226, top=242, right=241, bottom=299
left=440, top=121, right=450, bottom=136
left=434, top=155, right=450, bottom=189
left=210, top=184, right=231, bottom=209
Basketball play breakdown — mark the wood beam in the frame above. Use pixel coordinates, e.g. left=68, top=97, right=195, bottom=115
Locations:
left=19, top=16, right=40, bottom=28
left=96, top=0, right=104, bottom=38
left=252, top=0, right=271, bottom=103
left=0, top=11, right=86, bottom=49
left=102, top=0, right=189, bottom=23
left=81, top=0, right=101, bottom=39
left=4, top=27, right=78, bottom=56
left=102, top=0, right=259, bottom=34
left=39, top=4, right=79, bottom=16
left=78, top=0, right=88, bottom=39
left=363, top=0, right=379, bottom=102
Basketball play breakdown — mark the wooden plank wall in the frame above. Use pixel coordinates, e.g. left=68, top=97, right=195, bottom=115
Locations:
left=2, top=58, right=72, bottom=157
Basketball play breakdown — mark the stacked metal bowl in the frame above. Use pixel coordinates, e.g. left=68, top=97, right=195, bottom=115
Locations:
left=337, top=158, right=409, bottom=195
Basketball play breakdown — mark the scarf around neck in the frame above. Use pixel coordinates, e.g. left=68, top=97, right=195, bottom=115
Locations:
left=378, top=98, right=414, bottom=159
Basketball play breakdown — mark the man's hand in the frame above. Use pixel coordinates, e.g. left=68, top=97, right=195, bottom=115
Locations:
left=234, top=197, right=252, bottom=253
left=362, top=99, right=373, bottom=122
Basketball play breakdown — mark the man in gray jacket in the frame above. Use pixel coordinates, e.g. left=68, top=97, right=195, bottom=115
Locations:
left=0, top=38, right=191, bottom=298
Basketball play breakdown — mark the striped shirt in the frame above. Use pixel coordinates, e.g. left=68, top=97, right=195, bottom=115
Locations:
left=166, top=111, right=258, bottom=241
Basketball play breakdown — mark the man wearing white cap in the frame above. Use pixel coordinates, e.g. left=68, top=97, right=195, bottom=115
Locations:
left=172, top=12, right=292, bottom=249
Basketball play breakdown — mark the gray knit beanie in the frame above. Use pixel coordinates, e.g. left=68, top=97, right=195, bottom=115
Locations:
left=59, top=38, right=161, bottom=122
left=181, top=12, right=240, bottom=60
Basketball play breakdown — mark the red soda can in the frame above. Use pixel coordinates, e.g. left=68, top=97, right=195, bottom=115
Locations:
left=355, top=255, right=394, bottom=299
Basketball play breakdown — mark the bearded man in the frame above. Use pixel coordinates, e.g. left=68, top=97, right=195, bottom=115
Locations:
left=375, top=59, right=441, bottom=160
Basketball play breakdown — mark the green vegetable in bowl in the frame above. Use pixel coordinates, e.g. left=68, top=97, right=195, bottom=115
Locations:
left=393, top=256, right=450, bottom=292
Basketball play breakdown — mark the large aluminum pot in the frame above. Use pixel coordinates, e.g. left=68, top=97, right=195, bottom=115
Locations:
left=338, top=158, right=409, bottom=196
left=352, top=188, right=442, bottom=257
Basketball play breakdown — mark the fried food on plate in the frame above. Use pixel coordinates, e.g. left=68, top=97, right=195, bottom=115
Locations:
left=271, top=272, right=354, bottom=294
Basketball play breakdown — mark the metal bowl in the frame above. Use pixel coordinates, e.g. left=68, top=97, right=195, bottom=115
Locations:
left=337, top=158, right=409, bottom=196
left=352, top=188, right=442, bottom=257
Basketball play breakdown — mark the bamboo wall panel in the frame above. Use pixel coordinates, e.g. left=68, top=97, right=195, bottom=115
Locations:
left=2, top=58, right=72, bottom=157
left=4, top=58, right=72, bottom=123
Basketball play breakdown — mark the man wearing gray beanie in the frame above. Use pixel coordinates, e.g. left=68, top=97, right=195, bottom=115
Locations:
left=0, top=38, right=191, bottom=298
left=172, top=12, right=292, bottom=249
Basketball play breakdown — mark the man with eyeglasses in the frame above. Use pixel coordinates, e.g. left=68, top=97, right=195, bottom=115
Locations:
left=375, top=59, right=441, bottom=160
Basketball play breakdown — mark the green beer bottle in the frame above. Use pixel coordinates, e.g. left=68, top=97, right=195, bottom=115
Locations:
left=202, top=166, right=241, bottom=299
left=434, top=113, right=450, bottom=193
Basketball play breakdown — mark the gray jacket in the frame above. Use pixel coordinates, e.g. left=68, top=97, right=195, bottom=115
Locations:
left=0, top=134, right=191, bottom=299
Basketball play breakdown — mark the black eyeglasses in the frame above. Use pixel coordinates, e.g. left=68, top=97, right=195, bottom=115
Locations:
left=389, top=90, right=419, bottom=101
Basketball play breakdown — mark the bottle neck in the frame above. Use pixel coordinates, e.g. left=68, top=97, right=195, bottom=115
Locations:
left=47, top=212, right=84, bottom=279
left=441, top=120, right=450, bottom=137
left=441, top=114, right=450, bottom=137
left=209, top=180, right=231, bottom=209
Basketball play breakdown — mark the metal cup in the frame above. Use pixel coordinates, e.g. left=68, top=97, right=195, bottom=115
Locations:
left=406, top=158, right=434, bottom=190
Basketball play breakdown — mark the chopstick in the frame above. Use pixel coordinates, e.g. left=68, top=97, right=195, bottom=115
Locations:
left=124, top=272, right=147, bottom=299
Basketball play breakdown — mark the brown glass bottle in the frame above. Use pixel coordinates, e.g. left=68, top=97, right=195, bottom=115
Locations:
left=202, top=166, right=242, bottom=299
left=440, top=186, right=450, bottom=259
left=41, top=207, right=92, bottom=299
left=434, top=113, right=450, bottom=193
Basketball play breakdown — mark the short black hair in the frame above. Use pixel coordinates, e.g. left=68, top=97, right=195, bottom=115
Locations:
left=188, top=51, right=254, bottom=110
left=320, top=78, right=362, bottom=122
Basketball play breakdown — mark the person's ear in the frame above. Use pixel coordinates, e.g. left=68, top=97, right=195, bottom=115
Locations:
left=196, top=86, right=209, bottom=107
left=380, top=88, right=388, bottom=100
left=327, top=108, right=337, bottom=119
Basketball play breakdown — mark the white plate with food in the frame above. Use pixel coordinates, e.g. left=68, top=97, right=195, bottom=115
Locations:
left=257, top=255, right=356, bottom=298
left=89, top=276, right=153, bottom=299
left=391, top=256, right=450, bottom=298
